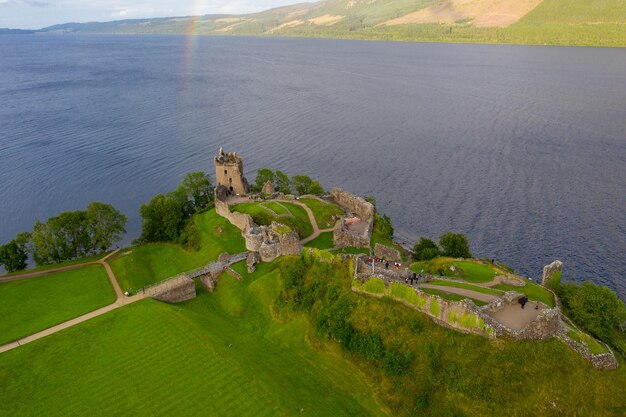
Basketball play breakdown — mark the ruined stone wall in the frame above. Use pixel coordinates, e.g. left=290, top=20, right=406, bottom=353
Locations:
left=559, top=335, right=618, bottom=370
left=373, top=243, right=401, bottom=262
left=333, top=217, right=373, bottom=249
left=542, top=260, right=563, bottom=287
left=331, top=188, right=374, bottom=219
left=146, top=275, right=196, bottom=303
left=277, top=227, right=301, bottom=256
left=352, top=277, right=495, bottom=339
left=215, top=199, right=255, bottom=232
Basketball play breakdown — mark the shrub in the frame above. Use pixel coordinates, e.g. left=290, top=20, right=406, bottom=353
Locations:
left=429, top=299, right=441, bottom=317
left=439, top=232, right=472, bottom=258
left=413, top=237, right=441, bottom=261
left=383, top=349, right=411, bottom=376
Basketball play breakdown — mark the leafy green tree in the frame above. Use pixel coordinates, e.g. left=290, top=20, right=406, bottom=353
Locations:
left=439, top=232, right=472, bottom=258
left=0, top=240, right=28, bottom=272
left=374, top=214, right=394, bottom=240
left=558, top=282, right=626, bottom=354
left=85, top=202, right=127, bottom=253
left=364, top=195, right=376, bottom=207
left=139, top=194, right=186, bottom=243
left=178, top=172, right=214, bottom=213
left=413, top=237, right=441, bottom=260
left=254, top=168, right=275, bottom=192
left=53, top=211, right=90, bottom=259
left=291, top=175, right=325, bottom=196
left=274, top=170, right=291, bottom=194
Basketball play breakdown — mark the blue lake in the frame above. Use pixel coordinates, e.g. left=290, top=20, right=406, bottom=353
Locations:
left=0, top=35, right=624, bottom=296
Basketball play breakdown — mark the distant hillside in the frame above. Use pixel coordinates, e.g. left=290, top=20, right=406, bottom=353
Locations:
left=38, top=0, right=626, bottom=46
left=0, top=28, right=36, bottom=34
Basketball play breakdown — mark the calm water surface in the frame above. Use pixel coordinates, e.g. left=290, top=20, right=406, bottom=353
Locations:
left=0, top=35, right=624, bottom=296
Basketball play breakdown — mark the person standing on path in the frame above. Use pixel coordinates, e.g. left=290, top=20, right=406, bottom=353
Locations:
left=385, top=261, right=389, bottom=270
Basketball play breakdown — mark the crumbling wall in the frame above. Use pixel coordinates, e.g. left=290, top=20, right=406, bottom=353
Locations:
left=215, top=199, right=255, bottom=232
left=146, top=275, right=196, bottom=303
left=542, top=260, right=563, bottom=287
left=374, top=243, right=401, bottom=262
left=559, top=335, right=618, bottom=370
left=333, top=217, right=373, bottom=249
left=331, top=188, right=374, bottom=219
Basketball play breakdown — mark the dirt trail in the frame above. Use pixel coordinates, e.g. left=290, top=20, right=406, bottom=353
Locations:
left=278, top=199, right=324, bottom=244
left=0, top=249, right=145, bottom=355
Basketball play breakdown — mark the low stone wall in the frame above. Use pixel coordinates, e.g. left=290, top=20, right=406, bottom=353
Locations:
left=146, top=275, right=196, bottom=303
left=373, top=243, right=401, bottom=262
left=331, top=188, right=374, bottom=219
left=353, top=278, right=495, bottom=339
left=215, top=199, right=255, bottom=232
left=559, top=335, right=618, bottom=370
left=356, top=257, right=412, bottom=281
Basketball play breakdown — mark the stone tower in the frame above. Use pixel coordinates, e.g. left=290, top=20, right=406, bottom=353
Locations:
left=214, top=148, right=250, bottom=196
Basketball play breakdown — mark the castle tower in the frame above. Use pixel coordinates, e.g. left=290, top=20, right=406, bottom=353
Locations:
left=214, top=148, right=250, bottom=196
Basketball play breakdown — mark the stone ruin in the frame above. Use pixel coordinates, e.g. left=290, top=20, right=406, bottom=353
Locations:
left=245, top=221, right=301, bottom=262
left=373, top=243, right=401, bottom=262
left=261, top=180, right=275, bottom=195
left=542, top=260, right=563, bottom=287
left=214, top=147, right=250, bottom=196
left=331, top=188, right=374, bottom=249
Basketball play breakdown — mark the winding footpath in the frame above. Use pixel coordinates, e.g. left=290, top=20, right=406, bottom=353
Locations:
left=279, top=199, right=335, bottom=245
left=0, top=249, right=146, bottom=354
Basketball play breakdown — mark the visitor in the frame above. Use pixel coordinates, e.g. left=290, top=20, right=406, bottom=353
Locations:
left=405, top=277, right=409, bottom=284
left=385, top=261, right=389, bottom=270
left=412, top=272, right=417, bottom=285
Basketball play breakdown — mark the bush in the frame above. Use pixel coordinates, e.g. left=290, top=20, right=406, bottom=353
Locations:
left=348, top=331, right=385, bottom=360
left=383, top=349, right=411, bottom=376
left=439, top=232, right=472, bottom=258
left=413, top=237, right=441, bottom=260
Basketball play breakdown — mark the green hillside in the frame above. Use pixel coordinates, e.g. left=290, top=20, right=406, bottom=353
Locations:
left=2, top=255, right=626, bottom=416
left=37, top=0, right=626, bottom=47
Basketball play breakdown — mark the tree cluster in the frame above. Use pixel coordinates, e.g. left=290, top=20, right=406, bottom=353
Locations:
left=252, top=168, right=325, bottom=196
left=552, top=280, right=626, bottom=356
left=137, top=172, right=213, bottom=248
left=413, top=232, right=472, bottom=260
left=1, top=202, right=127, bottom=270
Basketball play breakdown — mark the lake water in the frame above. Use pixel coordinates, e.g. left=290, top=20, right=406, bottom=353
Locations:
left=0, top=35, right=624, bottom=296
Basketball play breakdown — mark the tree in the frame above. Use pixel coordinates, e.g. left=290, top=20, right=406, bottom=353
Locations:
left=85, top=202, right=127, bottom=254
left=0, top=240, right=28, bottom=272
left=364, top=195, right=376, bottom=208
left=178, top=172, right=214, bottom=213
left=254, top=168, right=275, bottom=192
left=439, top=232, right=472, bottom=258
left=291, top=175, right=325, bottom=196
left=274, top=170, right=291, bottom=194
left=375, top=214, right=394, bottom=240
left=413, top=237, right=441, bottom=260
left=139, top=194, right=186, bottom=243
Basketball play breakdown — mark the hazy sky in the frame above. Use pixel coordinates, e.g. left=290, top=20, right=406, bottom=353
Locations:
left=0, top=0, right=300, bottom=29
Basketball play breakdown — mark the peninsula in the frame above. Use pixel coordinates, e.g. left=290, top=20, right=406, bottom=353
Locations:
left=1, top=148, right=625, bottom=416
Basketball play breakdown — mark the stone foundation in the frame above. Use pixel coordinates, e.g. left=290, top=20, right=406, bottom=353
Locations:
left=373, top=243, right=401, bottom=262
left=147, top=276, right=196, bottom=303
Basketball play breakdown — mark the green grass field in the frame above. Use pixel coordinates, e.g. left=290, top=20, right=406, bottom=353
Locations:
left=109, top=209, right=245, bottom=292
left=0, top=265, right=115, bottom=345
left=1, top=252, right=107, bottom=278
left=304, top=231, right=335, bottom=250
left=410, top=257, right=501, bottom=283
left=0, top=264, right=388, bottom=417
left=232, top=201, right=314, bottom=239
left=299, top=198, right=343, bottom=229
left=262, top=201, right=290, bottom=215
left=567, top=326, right=608, bottom=355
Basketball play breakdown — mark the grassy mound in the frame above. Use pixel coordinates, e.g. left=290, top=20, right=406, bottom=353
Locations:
left=109, top=209, right=245, bottom=292
left=299, top=198, right=344, bottom=229
left=0, top=263, right=388, bottom=417
left=231, top=201, right=313, bottom=239
left=494, top=282, right=555, bottom=307
left=0, top=265, right=115, bottom=345
left=420, top=287, right=488, bottom=306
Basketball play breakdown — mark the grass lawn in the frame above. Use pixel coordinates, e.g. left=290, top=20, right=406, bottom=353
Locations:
left=0, top=264, right=388, bottom=417
left=232, top=201, right=313, bottom=239
left=109, top=209, right=245, bottom=293
left=420, top=287, right=488, bottom=307
left=304, top=231, right=335, bottom=250
left=0, top=265, right=115, bottom=345
left=567, top=327, right=608, bottom=355
left=494, top=282, right=555, bottom=307
left=428, top=280, right=503, bottom=296
left=263, top=201, right=290, bottom=215
left=299, top=198, right=343, bottom=229
left=1, top=252, right=108, bottom=278
left=410, top=257, right=501, bottom=283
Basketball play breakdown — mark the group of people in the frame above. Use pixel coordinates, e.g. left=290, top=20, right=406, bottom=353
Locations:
left=367, top=257, right=402, bottom=270
left=405, top=272, right=419, bottom=285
